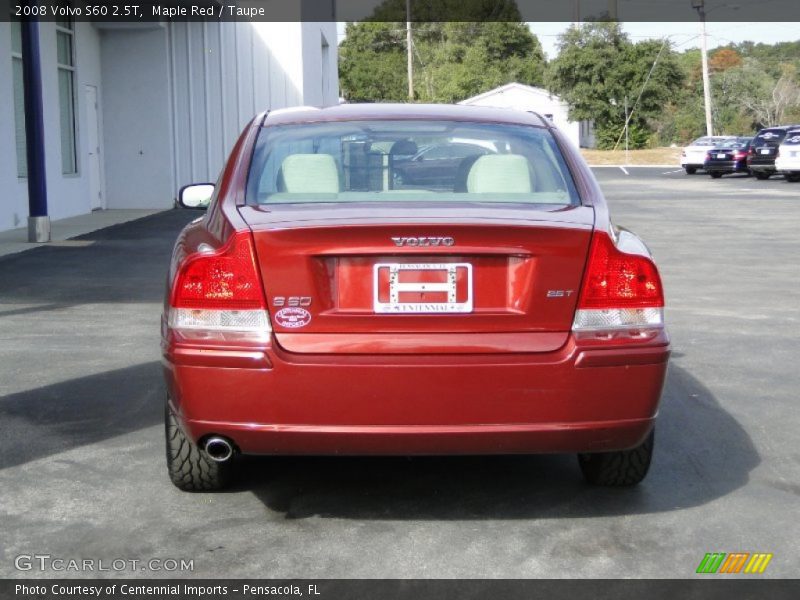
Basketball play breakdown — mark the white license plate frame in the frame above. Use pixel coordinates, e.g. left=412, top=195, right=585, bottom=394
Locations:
left=373, top=263, right=473, bottom=314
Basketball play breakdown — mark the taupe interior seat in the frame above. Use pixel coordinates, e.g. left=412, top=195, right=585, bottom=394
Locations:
left=466, top=154, right=533, bottom=194
left=279, top=154, right=340, bottom=193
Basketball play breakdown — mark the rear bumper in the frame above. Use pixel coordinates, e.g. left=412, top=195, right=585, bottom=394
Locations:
left=162, top=333, right=670, bottom=455
left=775, top=157, right=800, bottom=172
left=704, top=160, right=747, bottom=173
left=748, top=158, right=776, bottom=172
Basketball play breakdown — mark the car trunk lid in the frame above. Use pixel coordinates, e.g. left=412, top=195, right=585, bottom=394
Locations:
left=239, top=203, right=594, bottom=354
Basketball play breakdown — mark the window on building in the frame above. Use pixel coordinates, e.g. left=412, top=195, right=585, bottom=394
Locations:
left=56, top=16, right=77, bottom=174
left=10, top=17, right=27, bottom=178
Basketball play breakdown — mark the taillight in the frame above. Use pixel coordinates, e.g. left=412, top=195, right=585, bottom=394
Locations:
left=572, top=233, right=664, bottom=340
left=168, top=231, right=271, bottom=341
left=734, top=151, right=747, bottom=160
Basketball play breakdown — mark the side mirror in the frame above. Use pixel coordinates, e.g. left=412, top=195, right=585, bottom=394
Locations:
left=178, top=184, right=214, bottom=209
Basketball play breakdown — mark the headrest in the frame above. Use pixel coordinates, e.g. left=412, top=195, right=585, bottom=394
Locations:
left=466, top=154, right=532, bottom=194
left=279, top=154, right=339, bottom=193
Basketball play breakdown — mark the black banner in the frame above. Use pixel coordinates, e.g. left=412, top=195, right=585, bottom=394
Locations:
left=4, top=580, right=800, bottom=600
left=2, top=0, right=800, bottom=23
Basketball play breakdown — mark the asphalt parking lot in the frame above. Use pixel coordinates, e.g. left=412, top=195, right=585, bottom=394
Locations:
left=1, top=167, right=798, bottom=578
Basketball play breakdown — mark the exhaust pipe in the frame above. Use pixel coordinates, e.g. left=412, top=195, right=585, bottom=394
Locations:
left=204, top=437, right=234, bottom=462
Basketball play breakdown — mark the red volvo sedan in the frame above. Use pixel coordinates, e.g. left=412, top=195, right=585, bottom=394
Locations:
left=162, top=104, right=669, bottom=491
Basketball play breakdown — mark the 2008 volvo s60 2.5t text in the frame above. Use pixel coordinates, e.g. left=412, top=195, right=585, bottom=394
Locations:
left=162, top=104, right=670, bottom=491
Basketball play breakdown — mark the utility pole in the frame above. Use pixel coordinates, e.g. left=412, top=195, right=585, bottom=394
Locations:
left=406, top=0, right=413, bottom=101
left=624, top=95, right=630, bottom=165
left=692, top=0, right=713, bottom=136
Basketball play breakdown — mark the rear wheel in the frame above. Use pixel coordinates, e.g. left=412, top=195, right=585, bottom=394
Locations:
left=684, top=166, right=697, bottom=175
left=785, top=173, right=800, bottom=182
left=165, top=403, right=232, bottom=491
left=578, top=429, right=654, bottom=486
left=754, top=171, right=771, bottom=180
left=710, top=172, right=723, bottom=179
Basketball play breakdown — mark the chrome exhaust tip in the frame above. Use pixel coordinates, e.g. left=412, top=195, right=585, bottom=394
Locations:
left=204, top=437, right=234, bottom=462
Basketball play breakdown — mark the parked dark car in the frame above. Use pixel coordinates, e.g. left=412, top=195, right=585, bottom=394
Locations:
left=703, top=137, right=753, bottom=178
left=393, top=142, right=492, bottom=187
left=748, top=126, right=800, bottom=180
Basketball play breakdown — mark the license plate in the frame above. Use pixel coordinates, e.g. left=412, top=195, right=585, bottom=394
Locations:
left=373, top=263, right=473, bottom=313
left=717, top=153, right=727, bottom=159
left=760, top=149, right=771, bottom=155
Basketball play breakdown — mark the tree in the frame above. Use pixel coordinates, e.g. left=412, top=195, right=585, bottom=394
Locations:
left=338, top=21, right=546, bottom=103
left=545, top=23, right=684, bottom=149
left=338, top=22, right=408, bottom=102
left=709, top=48, right=742, bottom=72
left=720, top=61, right=800, bottom=127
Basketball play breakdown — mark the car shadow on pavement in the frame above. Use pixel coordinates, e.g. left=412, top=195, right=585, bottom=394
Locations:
left=243, top=363, right=760, bottom=519
left=0, top=362, right=163, bottom=470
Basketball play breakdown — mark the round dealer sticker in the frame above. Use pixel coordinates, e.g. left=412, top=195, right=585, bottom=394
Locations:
left=274, top=307, right=312, bottom=329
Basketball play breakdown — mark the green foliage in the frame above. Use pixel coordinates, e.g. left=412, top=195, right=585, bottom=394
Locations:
left=338, top=22, right=408, bottom=102
left=366, top=0, right=523, bottom=22
left=595, top=120, right=651, bottom=150
left=339, top=15, right=800, bottom=148
left=545, top=23, right=684, bottom=149
left=339, top=21, right=546, bottom=103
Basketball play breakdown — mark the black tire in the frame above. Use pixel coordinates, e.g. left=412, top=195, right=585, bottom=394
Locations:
left=785, top=173, right=800, bottom=183
left=754, top=171, right=771, bottom=180
left=684, top=167, right=697, bottom=175
left=578, top=429, right=654, bottom=486
left=710, top=172, right=723, bottom=179
left=165, top=404, right=232, bottom=491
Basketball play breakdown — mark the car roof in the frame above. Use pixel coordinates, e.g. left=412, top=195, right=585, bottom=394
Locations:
left=757, top=125, right=800, bottom=132
left=264, top=103, right=551, bottom=128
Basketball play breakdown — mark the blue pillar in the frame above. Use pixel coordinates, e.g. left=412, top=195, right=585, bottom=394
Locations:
left=21, top=11, right=50, bottom=242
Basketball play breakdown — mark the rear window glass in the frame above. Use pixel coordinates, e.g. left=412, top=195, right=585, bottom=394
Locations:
left=782, top=131, right=800, bottom=145
left=246, top=120, right=579, bottom=206
left=690, top=137, right=736, bottom=147
left=754, top=129, right=787, bottom=146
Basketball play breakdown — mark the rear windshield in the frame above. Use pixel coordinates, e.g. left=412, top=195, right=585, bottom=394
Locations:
left=246, top=120, right=579, bottom=206
left=782, top=131, right=800, bottom=145
left=690, top=136, right=736, bottom=147
left=754, top=129, right=788, bottom=146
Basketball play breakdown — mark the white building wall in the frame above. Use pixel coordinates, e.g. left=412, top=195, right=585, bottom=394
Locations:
left=101, top=21, right=335, bottom=210
left=0, top=21, right=102, bottom=231
left=1, top=17, right=340, bottom=230
left=460, top=84, right=583, bottom=149
left=0, top=21, right=27, bottom=232
left=100, top=25, right=171, bottom=211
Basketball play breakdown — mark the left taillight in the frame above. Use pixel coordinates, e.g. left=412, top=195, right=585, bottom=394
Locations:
left=168, top=231, right=271, bottom=342
left=572, top=232, right=664, bottom=340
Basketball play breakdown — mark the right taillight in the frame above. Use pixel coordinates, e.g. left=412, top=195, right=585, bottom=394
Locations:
left=168, top=231, right=271, bottom=342
left=572, top=232, right=664, bottom=339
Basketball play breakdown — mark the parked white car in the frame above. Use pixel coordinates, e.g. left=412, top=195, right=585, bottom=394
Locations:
left=681, top=136, right=738, bottom=174
left=774, top=129, right=800, bottom=182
